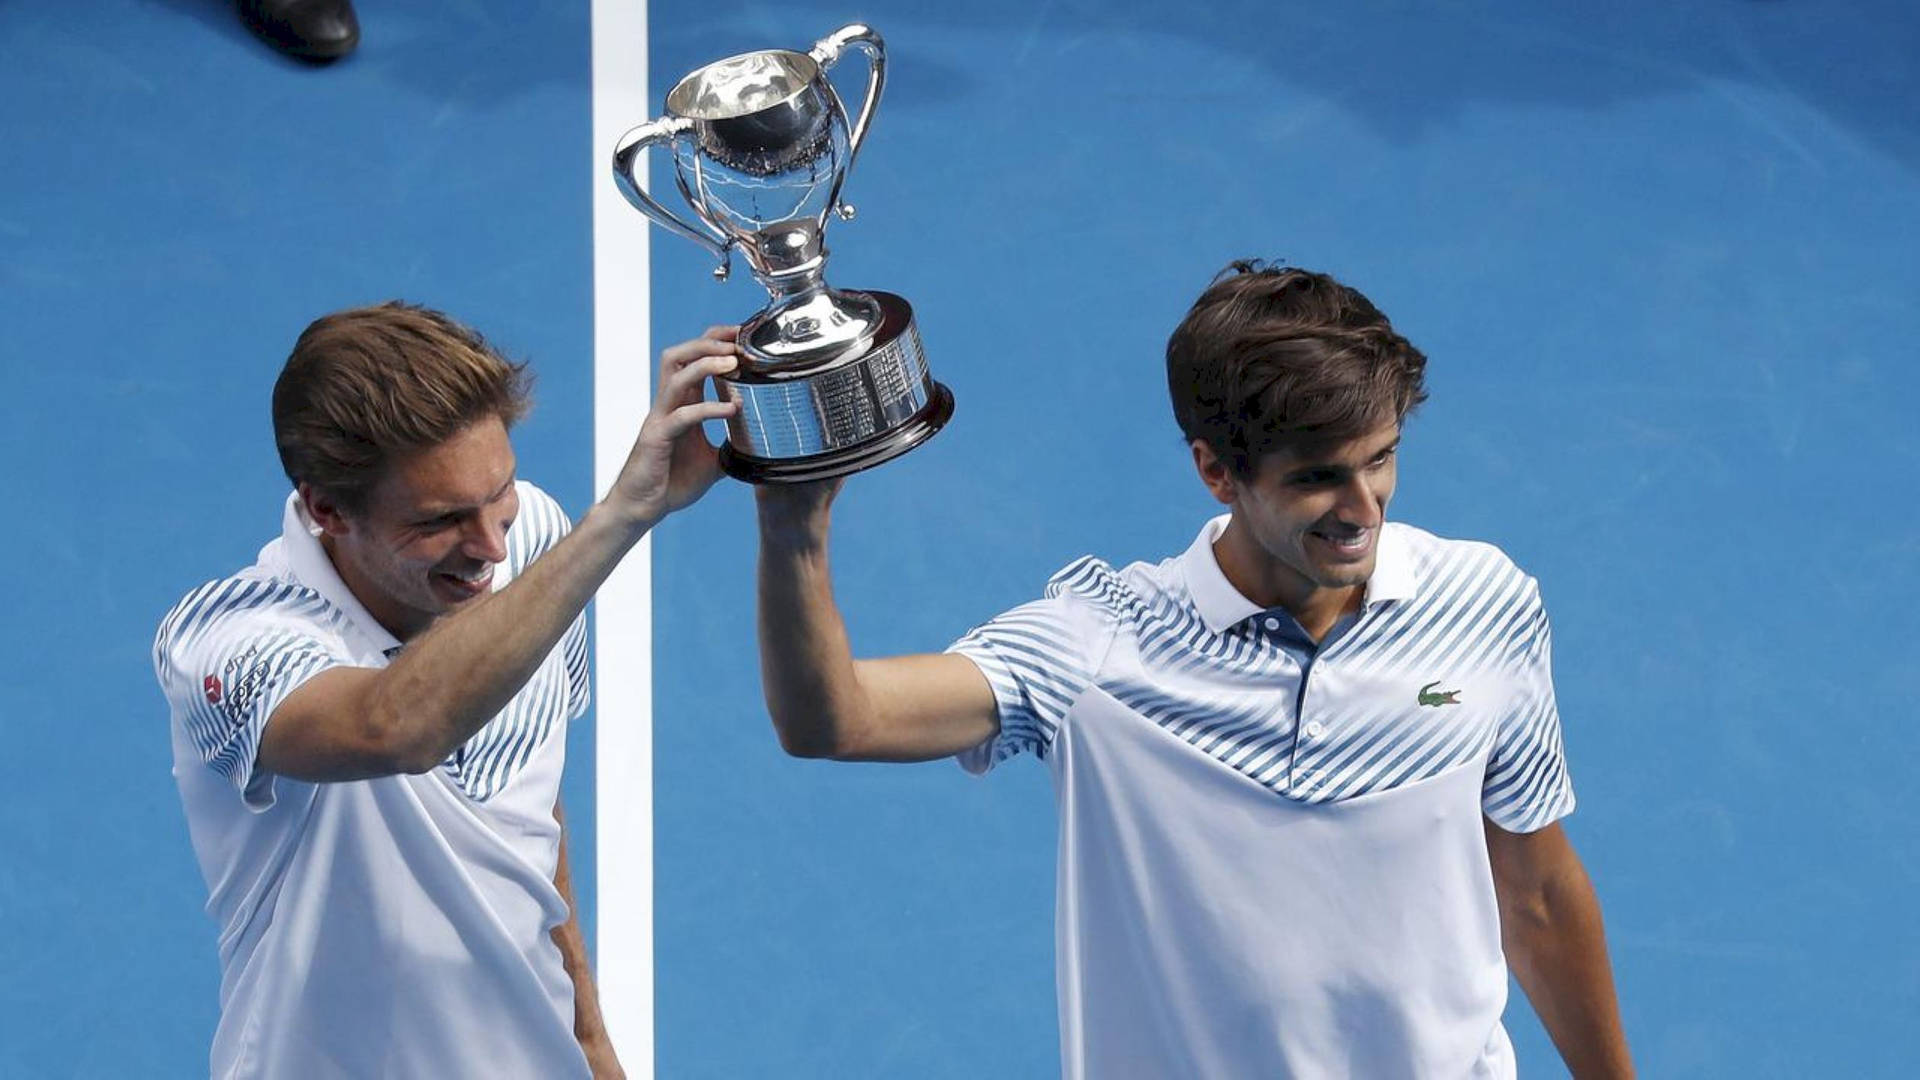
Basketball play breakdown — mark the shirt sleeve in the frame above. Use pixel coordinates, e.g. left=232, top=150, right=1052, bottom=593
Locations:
left=510, top=482, right=590, bottom=719
left=508, top=480, right=574, bottom=566
left=945, top=557, right=1120, bottom=775
left=153, top=580, right=351, bottom=810
left=1481, top=581, right=1577, bottom=832
left=563, top=611, right=590, bottom=721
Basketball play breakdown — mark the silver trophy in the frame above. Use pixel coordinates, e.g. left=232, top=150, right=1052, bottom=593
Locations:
left=613, top=24, right=953, bottom=483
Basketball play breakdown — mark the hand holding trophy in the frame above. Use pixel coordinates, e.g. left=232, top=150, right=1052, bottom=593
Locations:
left=613, top=24, right=953, bottom=483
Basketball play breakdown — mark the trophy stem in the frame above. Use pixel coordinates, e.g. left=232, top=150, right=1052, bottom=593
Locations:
left=741, top=277, right=882, bottom=365
left=759, top=264, right=826, bottom=300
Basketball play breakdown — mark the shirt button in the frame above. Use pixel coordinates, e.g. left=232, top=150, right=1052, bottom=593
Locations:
left=1262, top=617, right=1281, bottom=631
left=1304, top=720, right=1325, bottom=738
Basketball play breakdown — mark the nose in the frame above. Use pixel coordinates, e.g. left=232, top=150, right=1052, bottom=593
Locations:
left=459, top=512, right=510, bottom=565
left=1333, top=474, right=1384, bottom=529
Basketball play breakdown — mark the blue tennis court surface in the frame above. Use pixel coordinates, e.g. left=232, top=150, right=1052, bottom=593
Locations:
left=4, top=1, right=1917, bottom=1075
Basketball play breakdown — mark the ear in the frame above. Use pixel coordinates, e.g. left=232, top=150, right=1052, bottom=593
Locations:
left=299, top=483, right=354, bottom=539
left=1190, top=440, right=1239, bottom=507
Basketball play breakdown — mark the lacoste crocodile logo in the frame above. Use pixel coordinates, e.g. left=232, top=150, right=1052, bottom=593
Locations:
left=1418, top=680, right=1462, bottom=707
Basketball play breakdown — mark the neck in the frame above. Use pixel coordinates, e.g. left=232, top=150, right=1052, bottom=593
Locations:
left=320, top=533, right=425, bottom=642
left=1212, top=520, right=1364, bottom=643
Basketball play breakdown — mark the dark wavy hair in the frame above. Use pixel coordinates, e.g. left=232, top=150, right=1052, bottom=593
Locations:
left=1166, top=261, right=1428, bottom=477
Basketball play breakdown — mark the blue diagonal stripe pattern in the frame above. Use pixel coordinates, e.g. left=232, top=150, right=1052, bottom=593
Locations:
left=444, top=482, right=580, bottom=801
left=154, top=482, right=585, bottom=803
left=946, top=522, right=1576, bottom=829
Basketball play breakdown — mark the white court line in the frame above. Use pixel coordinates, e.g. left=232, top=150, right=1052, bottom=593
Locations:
left=590, top=0, right=654, bottom=1074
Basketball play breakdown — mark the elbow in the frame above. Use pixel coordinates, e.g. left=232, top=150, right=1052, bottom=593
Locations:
left=770, top=709, right=852, bottom=760
left=1500, top=889, right=1555, bottom=936
left=774, top=725, right=841, bottom=760
left=1499, top=869, right=1594, bottom=944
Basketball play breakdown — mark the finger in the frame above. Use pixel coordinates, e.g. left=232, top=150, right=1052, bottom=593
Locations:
left=656, top=352, right=739, bottom=411
left=660, top=355, right=738, bottom=414
left=655, top=398, right=741, bottom=439
left=652, top=351, right=737, bottom=413
left=658, top=338, right=737, bottom=377
left=659, top=333, right=741, bottom=376
left=702, top=324, right=741, bottom=342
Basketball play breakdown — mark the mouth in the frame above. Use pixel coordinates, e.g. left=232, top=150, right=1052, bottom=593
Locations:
left=433, top=564, right=495, bottom=598
left=1308, top=527, right=1374, bottom=561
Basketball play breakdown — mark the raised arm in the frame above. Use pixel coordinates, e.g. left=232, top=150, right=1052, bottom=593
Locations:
left=754, top=479, right=998, bottom=763
left=258, top=330, right=743, bottom=781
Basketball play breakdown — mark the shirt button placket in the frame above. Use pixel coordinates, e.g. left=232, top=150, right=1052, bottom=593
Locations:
left=1293, top=659, right=1315, bottom=795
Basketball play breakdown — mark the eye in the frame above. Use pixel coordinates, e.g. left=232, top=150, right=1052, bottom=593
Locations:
left=417, top=513, right=460, bottom=531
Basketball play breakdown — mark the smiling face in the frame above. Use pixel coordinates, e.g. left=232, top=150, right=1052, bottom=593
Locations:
left=303, top=416, right=520, bottom=641
left=1196, top=421, right=1401, bottom=630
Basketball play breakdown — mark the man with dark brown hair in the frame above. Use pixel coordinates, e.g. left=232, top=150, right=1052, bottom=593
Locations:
left=752, top=263, right=1634, bottom=1077
left=154, top=302, right=740, bottom=1079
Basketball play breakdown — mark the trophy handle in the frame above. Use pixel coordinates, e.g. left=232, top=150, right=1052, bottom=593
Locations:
left=612, top=117, right=735, bottom=281
left=808, top=24, right=886, bottom=221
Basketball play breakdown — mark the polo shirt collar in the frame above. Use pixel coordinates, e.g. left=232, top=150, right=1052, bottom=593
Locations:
left=1365, top=522, right=1417, bottom=605
left=1182, top=514, right=1418, bottom=635
left=278, top=491, right=404, bottom=655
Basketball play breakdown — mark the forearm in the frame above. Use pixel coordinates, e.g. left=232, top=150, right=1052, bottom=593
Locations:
left=375, top=502, right=650, bottom=766
left=755, top=508, right=870, bottom=758
left=1503, top=866, right=1633, bottom=1078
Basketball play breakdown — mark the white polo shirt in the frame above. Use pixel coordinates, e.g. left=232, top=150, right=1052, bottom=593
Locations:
left=153, top=482, right=591, bottom=1080
left=949, top=515, right=1575, bottom=1079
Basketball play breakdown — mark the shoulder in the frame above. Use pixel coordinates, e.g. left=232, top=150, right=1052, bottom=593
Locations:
left=1389, top=522, right=1541, bottom=607
left=1043, top=554, right=1149, bottom=613
left=152, top=569, right=351, bottom=692
left=1038, top=549, right=1191, bottom=634
left=155, top=570, right=344, bottom=652
left=506, top=480, right=575, bottom=569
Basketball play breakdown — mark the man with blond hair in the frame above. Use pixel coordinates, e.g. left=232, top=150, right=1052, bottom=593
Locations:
left=754, top=263, right=1634, bottom=1078
left=155, top=303, right=740, bottom=1078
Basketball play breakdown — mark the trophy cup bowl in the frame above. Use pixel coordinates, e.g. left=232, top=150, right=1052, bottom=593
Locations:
left=612, top=25, right=953, bottom=483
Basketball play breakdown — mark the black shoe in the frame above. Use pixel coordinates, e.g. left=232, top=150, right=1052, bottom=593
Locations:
left=238, top=0, right=360, bottom=61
